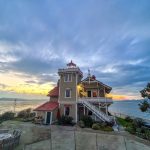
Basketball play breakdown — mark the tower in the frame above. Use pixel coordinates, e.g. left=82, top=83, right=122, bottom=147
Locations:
left=58, top=60, right=83, bottom=122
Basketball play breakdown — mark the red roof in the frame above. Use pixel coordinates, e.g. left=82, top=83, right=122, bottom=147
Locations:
left=34, top=101, right=58, bottom=111
left=47, top=86, right=59, bottom=97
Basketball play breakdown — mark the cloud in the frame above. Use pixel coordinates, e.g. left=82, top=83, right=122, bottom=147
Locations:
left=0, top=0, right=150, bottom=99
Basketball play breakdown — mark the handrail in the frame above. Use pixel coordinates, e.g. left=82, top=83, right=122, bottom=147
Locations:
left=78, top=97, right=113, bottom=103
left=81, top=100, right=113, bottom=122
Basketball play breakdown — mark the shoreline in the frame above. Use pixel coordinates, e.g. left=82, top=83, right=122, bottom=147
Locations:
left=110, top=111, right=150, bottom=123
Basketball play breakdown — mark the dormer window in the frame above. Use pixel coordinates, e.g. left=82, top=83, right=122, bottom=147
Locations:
left=64, top=74, right=72, bottom=82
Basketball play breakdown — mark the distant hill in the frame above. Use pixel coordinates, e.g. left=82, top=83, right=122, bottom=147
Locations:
left=0, top=98, right=46, bottom=101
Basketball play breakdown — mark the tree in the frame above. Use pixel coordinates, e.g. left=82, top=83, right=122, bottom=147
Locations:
left=139, top=83, right=150, bottom=112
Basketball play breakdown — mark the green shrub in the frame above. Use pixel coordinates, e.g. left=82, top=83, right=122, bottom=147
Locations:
left=136, top=128, right=142, bottom=133
left=132, top=118, right=144, bottom=128
left=92, top=123, right=100, bottom=130
left=102, top=126, right=113, bottom=132
left=78, top=120, right=85, bottom=128
left=125, top=116, right=133, bottom=122
left=1, top=112, right=15, bottom=121
left=58, top=115, right=73, bottom=125
left=145, top=130, right=150, bottom=140
left=100, top=122, right=107, bottom=127
left=17, top=108, right=34, bottom=119
left=126, top=127, right=136, bottom=134
left=80, top=115, right=93, bottom=127
left=117, top=117, right=130, bottom=127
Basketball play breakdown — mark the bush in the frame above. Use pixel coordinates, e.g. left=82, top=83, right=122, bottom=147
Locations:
left=100, top=122, right=107, bottom=127
left=1, top=112, right=15, bottom=121
left=78, top=120, right=85, bottom=128
left=136, top=128, right=142, bottom=133
left=80, top=115, right=93, bottom=127
left=145, top=130, right=150, bottom=140
left=92, top=123, right=100, bottom=130
left=17, top=108, right=35, bottom=119
left=58, top=115, right=73, bottom=125
left=126, top=127, right=136, bottom=134
left=132, top=118, right=144, bottom=128
left=125, top=116, right=133, bottom=122
left=102, top=126, right=113, bottom=132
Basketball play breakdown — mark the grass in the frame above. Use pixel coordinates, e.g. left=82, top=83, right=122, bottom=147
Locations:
left=117, top=117, right=132, bottom=127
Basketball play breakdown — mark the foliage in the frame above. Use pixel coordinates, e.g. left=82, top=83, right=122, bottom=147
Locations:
left=139, top=83, right=150, bottom=112
left=125, top=116, right=133, bottom=122
left=80, top=115, right=93, bottom=127
left=0, top=111, right=15, bottom=121
left=126, top=127, right=136, bottom=134
left=78, top=120, right=85, bottom=128
left=118, top=117, right=150, bottom=140
left=58, top=115, right=73, bottom=125
left=139, top=100, right=150, bottom=112
left=92, top=122, right=113, bottom=131
left=17, top=108, right=35, bottom=119
left=131, top=118, right=144, bottom=128
left=117, top=117, right=132, bottom=127
left=92, top=123, right=100, bottom=130
left=101, top=126, right=113, bottom=132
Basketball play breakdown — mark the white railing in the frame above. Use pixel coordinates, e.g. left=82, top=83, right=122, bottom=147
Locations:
left=80, top=100, right=113, bottom=122
left=78, top=97, right=113, bottom=103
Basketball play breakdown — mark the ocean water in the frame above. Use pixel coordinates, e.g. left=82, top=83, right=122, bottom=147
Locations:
left=0, top=99, right=149, bottom=122
left=0, top=99, right=47, bottom=114
left=109, top=100, right=150, bottom=121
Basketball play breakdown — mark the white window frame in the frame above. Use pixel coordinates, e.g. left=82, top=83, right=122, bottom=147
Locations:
left=65, top=88, right=71, bottom=98
left=64, top=74, right=72, bottom=82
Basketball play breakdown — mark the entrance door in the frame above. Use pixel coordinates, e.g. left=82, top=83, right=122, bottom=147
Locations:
left=87, top=91, right=91, bottom=97
left=46, top=112, right=51, bottom=124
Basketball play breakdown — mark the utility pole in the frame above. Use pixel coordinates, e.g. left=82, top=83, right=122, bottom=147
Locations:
left=14, top=99, right=16, bottom=113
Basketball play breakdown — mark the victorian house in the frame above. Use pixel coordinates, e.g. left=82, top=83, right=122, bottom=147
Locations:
left=34, top=61, right=113, bottom=125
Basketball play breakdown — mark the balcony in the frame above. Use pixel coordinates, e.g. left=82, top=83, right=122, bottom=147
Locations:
left=78, top=97, right=113, bottom=103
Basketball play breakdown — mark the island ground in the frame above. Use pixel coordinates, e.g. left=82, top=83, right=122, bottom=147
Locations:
left=0, top=121, right=150, bottom=150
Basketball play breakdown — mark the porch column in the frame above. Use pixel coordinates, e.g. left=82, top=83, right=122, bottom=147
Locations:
left=84, top=106, right=85, bottom=115
left=104, top=87, right=108, bottom=116
left=44, top=112, right=47, bottom=124
left=50, top=112, right=53, bottom=125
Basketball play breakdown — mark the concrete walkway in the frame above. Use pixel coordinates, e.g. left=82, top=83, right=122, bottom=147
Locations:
left=0, top=121, right=149, bottom=150
left=24, top=125, right=150, bottom=150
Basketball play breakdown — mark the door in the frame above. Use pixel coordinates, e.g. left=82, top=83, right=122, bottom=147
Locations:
left=87, top=91, right=91, bottom=97
left=46, top=112, right=51, bottom=124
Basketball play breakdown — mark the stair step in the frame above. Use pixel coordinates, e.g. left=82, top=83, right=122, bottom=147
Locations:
left=81, top=100, right=113, bottom=123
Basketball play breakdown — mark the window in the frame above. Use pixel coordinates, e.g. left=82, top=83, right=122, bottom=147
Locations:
left=87, top=91, right=91, bottom=97
left=93, top=91, right=97, bottom=97
left=64, top=107, right=70, bottom=116
left=65, top=89, right=71, bottom=98
left=64, top=74, right=72, bottom=82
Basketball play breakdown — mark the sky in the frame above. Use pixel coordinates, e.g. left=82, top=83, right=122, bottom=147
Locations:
left=0, top=0, right=150, bottom=100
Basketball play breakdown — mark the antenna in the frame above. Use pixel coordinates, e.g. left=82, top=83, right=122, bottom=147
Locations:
left=88, top=69, right=91, bottom=77
left=88, top=69, right=91, bottom=84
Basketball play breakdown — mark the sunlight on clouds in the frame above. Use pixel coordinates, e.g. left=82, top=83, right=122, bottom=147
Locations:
left=108, top=94, right=139, bottom=100
left=2, top=83, right=53, bottom=95
left=0, top=72, right=54, bottom=96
